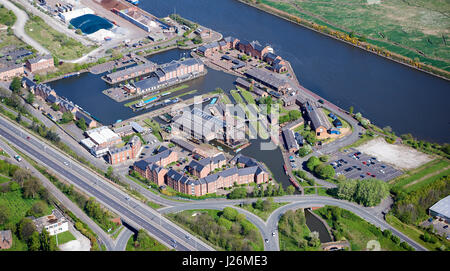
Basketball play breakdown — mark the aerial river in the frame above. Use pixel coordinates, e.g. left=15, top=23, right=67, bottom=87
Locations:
left=140, top=0, right=450, bottom=144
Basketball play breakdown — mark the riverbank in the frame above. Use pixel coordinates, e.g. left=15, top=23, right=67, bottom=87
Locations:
left=235, top=0, right=450, bottom=81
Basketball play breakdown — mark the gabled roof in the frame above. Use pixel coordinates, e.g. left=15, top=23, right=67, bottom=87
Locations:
left=134, top=160, right=149, bottom=171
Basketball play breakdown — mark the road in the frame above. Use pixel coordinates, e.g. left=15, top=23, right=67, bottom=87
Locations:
left=0, top=136, right=115, bottom=250
left=0, top=0, right=49, bottom=55
left=159, top=195, right=427, bottom=251
left=0, top=115, right=214, bottom=251
left=113, top=227, right=134, bottom=251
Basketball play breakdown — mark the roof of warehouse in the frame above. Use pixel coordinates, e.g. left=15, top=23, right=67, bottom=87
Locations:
left=429, top=195, right=450, bottom=218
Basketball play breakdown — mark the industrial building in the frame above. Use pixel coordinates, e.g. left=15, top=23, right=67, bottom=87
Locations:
left=104, top=62, right=157, bottom=84
left=132, top=58, right=204, bottom=94
left=245, top=68, right=289, bottom=92
left=26, top=54, right=54, bottom=73
left=429, top=195, right=450, bottom=223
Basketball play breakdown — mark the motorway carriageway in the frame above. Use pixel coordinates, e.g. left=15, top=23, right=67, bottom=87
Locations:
left=0, top=116, right=213, bottom=251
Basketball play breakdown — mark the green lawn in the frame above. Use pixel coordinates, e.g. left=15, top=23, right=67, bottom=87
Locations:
left=0, top=175, right=10, bottom=184
left=143, top=118, right=163, bottom=141
left=239, top=202, right=288, bottom=221
left=25, top=15, right=94, bottom=60
left=53, top=230, right=76, bottom=245
left=3, top=233, right=28, bottom=251
left=257, top=0, right=450, bottom=72
left=0, top=189, right=52, bottom=226
left=230, top=90, right=244, bottom=104
left=237, top=87, right=256, bottom=104
left=126, top=230, right=169, bottom=251
left=315, top=207, right=406, bottom=251
left=220, top=94, right=232, bottom=104
left=391, top=159, right=450, bottom=191
left=322, top=108, right=350, bottom=129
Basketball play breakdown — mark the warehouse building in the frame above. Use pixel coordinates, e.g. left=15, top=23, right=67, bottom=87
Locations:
left=429, top=196, right=450, bottom=223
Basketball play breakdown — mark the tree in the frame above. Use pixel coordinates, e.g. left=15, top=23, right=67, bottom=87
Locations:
left=298, top=145, right=312, bottom=157
left=34, top=74, right=42, bottom=84
left=0, top=204, right=10, bottom=225
left=222, top=207, right=238, bottom=221
left=23, top=178, right=42, bottom=199
left=235, top=213, right=246, bottom=222
left=40, top=228, right=57, bottom=251
left=12, top=168, right=32, bottom=187
left=261, top=198, right=273, bottom=212
left=227, top=187, right=247, bottom=199
left=28, top=231, right=40, bottom=251
left=53, top=56, right=59, bottom=67
left=18, top=217, right=36, bottom=241
left=60, top=111, right=74, bottom=124
left=15, top=112, right=22, bottom=123
left=336, top=179, right=358, bottom=201
left=319, top=155, right=329, bottom=162
left=51, top=103, right=60, bottom=111
left=314, top=164, right=335, bottom=179
left=31, top=201, right=47, bottom=217
left=308, top=231, right=320, bottom=247
left=10, top=77, right=21, bottom=93
left=254, top=199, right=263, bottom=211
left=306, top=156, right=321, bottom=172
left=76, top=117, right=87, bottom=131
left=349, top=106, right=354, bottom=115
left=287, top=185, right=296, bottom=195
left=26, top=92, right=35, bottom=104
left=75, top=29, right=82, bottom=35
left=355, top=179, right=389, bottom=206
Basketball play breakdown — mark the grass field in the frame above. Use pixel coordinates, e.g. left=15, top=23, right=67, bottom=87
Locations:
left=315, top=207, right=406, bottom=251
left=239, top=202, right=288, bottom=221
left=385, top=214, right=447, bottom=251
left=126, top=231, right=169, bottom=251
left=0, top=29, right=27, bottom=51
left=0, top=175, right=10, bottom=184
left=220, top=93, right=233, bottom=104
left=236, top=87, right=257, bottom=104
left=254, top=0, right=450, bottom=72
left=0, top=189, right=52, bottom=226
left=391, top=159, right=450, bottom=192
left=25, top=15, right=94, bottom=60
left=230, top=90, right=244, bottom=104
left=53, top=230, right=76, bottom=245
left=143, top=118, right=162, bottom=142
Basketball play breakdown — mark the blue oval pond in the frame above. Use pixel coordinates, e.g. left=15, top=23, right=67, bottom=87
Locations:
left=70, top=14, right=113, bottom=35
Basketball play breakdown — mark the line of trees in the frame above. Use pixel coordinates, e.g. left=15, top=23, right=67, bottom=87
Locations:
left=335, top=178, right=389, bottom=206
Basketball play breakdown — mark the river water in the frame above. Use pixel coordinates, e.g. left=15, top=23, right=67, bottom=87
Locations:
left=46, top=0, right=450, bottom=189
left=140, top=0, right=450, bottom=144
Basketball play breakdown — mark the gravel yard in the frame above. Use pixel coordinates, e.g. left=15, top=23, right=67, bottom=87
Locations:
left=357, top=138, right=433, bottom=170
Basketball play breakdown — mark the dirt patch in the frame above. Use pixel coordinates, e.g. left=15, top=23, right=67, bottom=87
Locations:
left=357, top=138, right=433, bottom=170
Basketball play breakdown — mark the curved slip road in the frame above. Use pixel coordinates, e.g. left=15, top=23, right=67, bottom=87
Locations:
left=159, top=195, right=427, bottom=251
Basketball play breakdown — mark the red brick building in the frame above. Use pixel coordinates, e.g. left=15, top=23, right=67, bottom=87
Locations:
left=0, top=64, right=24, bottom=81
left=238, top=40, right=270, bottom=60
left=107, top=135, right=142, bottom=165
left=26, top=54, right=54, bottom=73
